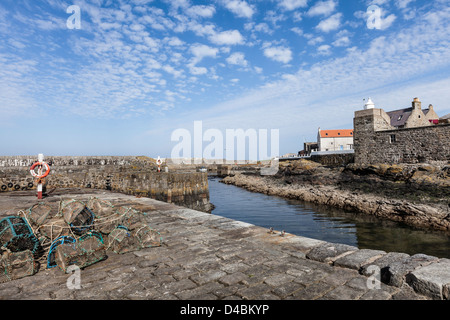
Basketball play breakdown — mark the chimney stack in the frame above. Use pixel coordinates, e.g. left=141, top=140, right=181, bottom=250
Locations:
left=412, top=97, right=421, bottom=110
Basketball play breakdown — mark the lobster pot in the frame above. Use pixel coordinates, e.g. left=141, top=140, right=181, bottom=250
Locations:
left=107, top=224, right=161, bottom=254
left=0, top=216, right=40, bottom=257
left=87, top=197, right=115, bottom=219
left=61, top=200, right=87, bottom=224
left=61, top=200, right=94, bottom=235
left=116, top=207, right=143, bottom=230
left=26, top=203, right=57, bottom=227
left=46, top=236, right=76, bottom=269
left=39, top=218, right=71, bottom=241
left=107, top=226, right=136, bottom=254
left=54, top=232, right=106, bottom=273
left=0, top=250, right=37, bottom=283
left=134, top=224, right=162, bottom=249
left=93, top=212, right=122, bottom=235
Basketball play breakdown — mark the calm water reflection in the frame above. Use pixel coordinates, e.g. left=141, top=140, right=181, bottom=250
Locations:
left=208, top=178, right=450, bottom=259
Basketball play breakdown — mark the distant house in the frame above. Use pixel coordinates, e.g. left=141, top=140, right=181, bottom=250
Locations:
left=364, top=97, right=440, bottom=129
left=317, top=129, right=354, bottom=152
left=386, top=98, right=440, bottom=128
left=303, top=142, right=318, bottom=156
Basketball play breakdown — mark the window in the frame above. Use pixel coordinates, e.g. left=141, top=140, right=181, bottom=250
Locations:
left=397, top=115, right=403, bottom=121
left=390, top=134, right=396, bottom=143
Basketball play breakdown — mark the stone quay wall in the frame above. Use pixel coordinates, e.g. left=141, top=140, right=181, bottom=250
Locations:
left=0, top=156, right=211, bottom=212
left=354, top=109, right=450, bottom=165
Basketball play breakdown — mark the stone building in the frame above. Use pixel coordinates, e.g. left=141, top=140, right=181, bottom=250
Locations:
left=354, top=98, right=450, bottom=165
left=317, top=128, right=354, bottom=152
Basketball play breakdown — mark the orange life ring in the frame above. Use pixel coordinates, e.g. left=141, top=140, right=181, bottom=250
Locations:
left=30, top=161, right=50, bottom=179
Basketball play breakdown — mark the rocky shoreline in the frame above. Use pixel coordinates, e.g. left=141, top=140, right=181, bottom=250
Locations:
left=221, top=160, right=450, bottom=234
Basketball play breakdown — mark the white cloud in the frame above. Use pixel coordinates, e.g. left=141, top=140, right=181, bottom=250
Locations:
left=226, top=52, right=248, bottom=67
left=317, top=44, right=332, bottom=55
left=190, top=44, right=219, bottom=63
left=332, top=31, right=351, bottom=46
left=189, top=66, right=208, bottom=75
left=263, top=45, right=293, bottom=63
left=163, top=65, right=184, bottom=78
left=209, top=30, right=245, bottom=46
left=368, top=0, right=390, bottom=5
left=254, top=66, right=263, bottom=74
left=186, top=5, right=216, bottom=18
left=307, top=0, right=337, bottom=17
left=307, top=36, right=324, bottom=45
left=316, top=13, right=342, bottom=32
left=395, top=0, right=415, bottom=9
left=164, top=36, right=185, bottom=47
left=223, top=0, right=255, bottom=18
left=290, top=27, right=303, bottom=36
left=278, top=0, right=308, bottom=11
left=332, top=36, right=350, bottom=47
left=378, top=13, right=396, bottom=30
left=248, top=22, right=273, bottom=35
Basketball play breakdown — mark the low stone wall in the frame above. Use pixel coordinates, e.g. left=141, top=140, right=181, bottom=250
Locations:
left=310, top=153, right=355, bottom=167
left=0, top=156, right=212, bottom=212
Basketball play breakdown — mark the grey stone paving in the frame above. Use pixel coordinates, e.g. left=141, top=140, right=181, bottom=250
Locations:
left=0, top=189, right=447, bottom=300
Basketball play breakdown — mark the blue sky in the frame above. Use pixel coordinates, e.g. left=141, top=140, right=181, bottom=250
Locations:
left=0, top=0, right=449, bottom=158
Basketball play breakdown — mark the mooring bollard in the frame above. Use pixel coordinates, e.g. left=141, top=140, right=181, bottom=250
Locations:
left=29, top=154, right=50, bottom=200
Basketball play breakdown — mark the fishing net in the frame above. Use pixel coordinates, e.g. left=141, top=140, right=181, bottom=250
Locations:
left=53, top=231, right=106, bottom=273
left=0, top=250, right=37, bottom=283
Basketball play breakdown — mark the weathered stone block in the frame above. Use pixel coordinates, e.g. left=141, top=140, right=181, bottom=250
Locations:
left=306, top=242, right=358, bottom=264
left=333, top=249, right=386, bottom=271
left=360, top=251, right=410, bottom=280
left=406, top=259, right=450, bottom=300
left=384, top=253, right=438, bottom=287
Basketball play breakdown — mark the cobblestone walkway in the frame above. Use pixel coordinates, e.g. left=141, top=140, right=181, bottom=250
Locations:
left=0, top=189, right=440, bottom=300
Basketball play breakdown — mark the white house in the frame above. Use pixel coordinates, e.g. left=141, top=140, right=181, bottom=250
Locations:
left=317, top=128, right=354, bottom=152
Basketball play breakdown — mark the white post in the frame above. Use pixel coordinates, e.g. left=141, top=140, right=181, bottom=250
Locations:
left=37, top=154, right=44, bottom=199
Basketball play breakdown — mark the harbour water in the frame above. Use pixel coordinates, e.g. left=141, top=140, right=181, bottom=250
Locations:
left=208, top=177, right=450, bottom=259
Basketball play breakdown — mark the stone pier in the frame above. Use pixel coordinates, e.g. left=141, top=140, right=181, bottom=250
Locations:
left=1, top=188, right=449, bottom=301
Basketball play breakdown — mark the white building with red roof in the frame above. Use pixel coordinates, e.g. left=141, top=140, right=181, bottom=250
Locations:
left=317, top=128, right=354, bottom=152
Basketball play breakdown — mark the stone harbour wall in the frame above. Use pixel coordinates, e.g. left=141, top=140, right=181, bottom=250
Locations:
left=0, top=156, right=212, bottom=212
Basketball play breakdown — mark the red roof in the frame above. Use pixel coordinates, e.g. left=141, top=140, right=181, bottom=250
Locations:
left=319, top=129, right=353, bottom=138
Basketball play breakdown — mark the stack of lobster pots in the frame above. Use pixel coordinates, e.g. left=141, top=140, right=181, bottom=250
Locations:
left=0, top=197, right=162, bottom=282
